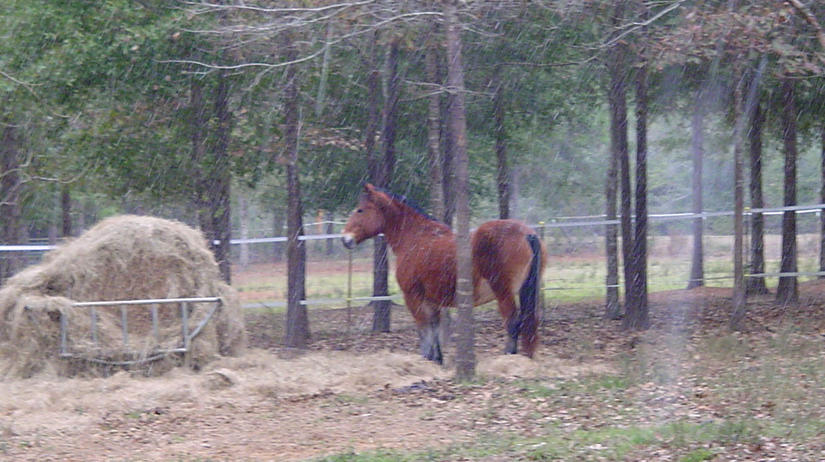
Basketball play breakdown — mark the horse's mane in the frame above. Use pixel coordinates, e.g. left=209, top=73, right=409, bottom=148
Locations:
left=374, top=186, right=445, bottom=226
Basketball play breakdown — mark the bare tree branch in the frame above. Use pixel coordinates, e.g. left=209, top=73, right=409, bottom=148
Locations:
left=786, top=0, right=825, bottom=55
left=602, top=0, right=686, bottom=50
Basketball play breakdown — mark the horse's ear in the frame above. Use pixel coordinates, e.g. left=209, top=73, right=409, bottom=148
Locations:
left=363, top=183, right=392, bottom=209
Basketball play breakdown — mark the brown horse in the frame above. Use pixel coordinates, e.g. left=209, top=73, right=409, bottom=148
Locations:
left=341, top=184, right=547, bottom=364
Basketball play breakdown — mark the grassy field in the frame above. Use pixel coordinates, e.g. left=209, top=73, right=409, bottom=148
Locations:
left=228, top=233, right=825, bottom=461
left=301, top=291, right=825, bottom=461
left=234, top=242, right=825, bottom=308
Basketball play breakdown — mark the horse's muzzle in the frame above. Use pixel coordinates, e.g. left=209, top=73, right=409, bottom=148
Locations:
left=341, top=233, right=356, bottom=249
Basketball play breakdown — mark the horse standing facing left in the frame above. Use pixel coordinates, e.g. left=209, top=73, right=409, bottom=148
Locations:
left=341, top=184, right=547, bottom=364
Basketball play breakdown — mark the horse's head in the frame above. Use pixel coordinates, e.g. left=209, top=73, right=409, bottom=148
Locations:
left=341, top=183, right=392, bottom=249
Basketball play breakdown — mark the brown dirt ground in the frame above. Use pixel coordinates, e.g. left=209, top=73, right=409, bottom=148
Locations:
left=2, top=267, right=825, bottom=461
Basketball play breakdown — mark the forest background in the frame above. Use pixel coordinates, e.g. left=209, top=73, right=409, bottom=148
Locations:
left=3, top=0, right=825, bottom=344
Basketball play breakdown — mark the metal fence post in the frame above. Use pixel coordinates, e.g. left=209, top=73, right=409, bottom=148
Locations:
left=181, top=301, right=190, bottom=368
left=347, top=248, right=353, bottom=333
left=151, top=303, right=159, bottom=343
left=121, top=306, right=129, bottom=348
left=90, top=307, right=98, bottom=347
left=60, top=311, right=68, bottom=356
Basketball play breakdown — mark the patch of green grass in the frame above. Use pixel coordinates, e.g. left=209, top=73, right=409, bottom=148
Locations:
left=522, top=419, right=760, bottom=461
left=589, top=375, right=629, bottom=392
left=314, top=448, right=443, bottom=462
left=317, top=418, right=761, bottom=462
left=517, top=381, right=560, bottom=398
left=680, top=448, right=716, bottom=462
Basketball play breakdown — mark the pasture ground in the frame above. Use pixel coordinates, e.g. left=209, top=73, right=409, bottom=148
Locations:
left=1, top=263, right=825, bottom=461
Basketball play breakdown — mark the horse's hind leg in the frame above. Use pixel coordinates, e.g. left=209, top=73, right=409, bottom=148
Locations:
left=493, top=288, right=520, bottom=354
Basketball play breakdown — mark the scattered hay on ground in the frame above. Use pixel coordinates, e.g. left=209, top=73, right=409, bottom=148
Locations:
left=0, top=215, right=245, bottom=378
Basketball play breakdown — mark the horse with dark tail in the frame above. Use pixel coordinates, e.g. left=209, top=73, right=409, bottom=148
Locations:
left=515, top=233, right=542, bottom=357
left=342, top=184, right=548, bottom=363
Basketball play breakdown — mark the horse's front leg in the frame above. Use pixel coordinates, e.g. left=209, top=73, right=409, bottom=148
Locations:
left=407, top=295, right=443, bottom=364
left=418, top=316, right=443, bottom=364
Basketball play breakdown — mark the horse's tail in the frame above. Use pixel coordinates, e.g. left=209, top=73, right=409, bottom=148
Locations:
left=519, top=233, right=542, bottom=357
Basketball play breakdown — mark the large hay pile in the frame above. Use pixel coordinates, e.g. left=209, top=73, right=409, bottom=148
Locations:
left=0, top=215, right=245, bottom=378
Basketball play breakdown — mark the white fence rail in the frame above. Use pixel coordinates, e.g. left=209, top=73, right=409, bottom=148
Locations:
left=3, top=204, right=825, bottom=307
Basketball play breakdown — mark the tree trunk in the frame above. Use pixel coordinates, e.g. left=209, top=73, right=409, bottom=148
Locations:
left=0, top=123, right=23, bottom=282
left=61, top=184, right=72, bottom=238
left=364, top=31, right=381, bottom=185
left=283, top=35, right=309, bottom=348
left=604, top=124, right=620, bottom=319
left=239, top=194, right=250, bottom=270
left=494, top=77, right=510, bottom=219
left=820, top=122, right=825, bottom=278
left=776, top=79, right=798, bottom=305
left=48, top=189, right=58, bottom=245
left=363, top=32, right=389, bottom=331
left=441, top=53, right=456, bottom=228
left=425, top=35, right=445, bottom=221
left=190, top=75, right=228, bottom=281
left=445, top=0, right=474, bottom=380
left=604, top=3, right=627, bottom=320
left=730, top=74, right=747, bottom=329
left=370, top=36, right=400, bottom=333
left=688, top=89, right=705, bottom=289
left=625, top=61, right=649, bottom=330
left=211, top=71, right=232, bottom=284
left=612, top=56, right=634, bottom=327
left=747, top=101, right=769, bottom=294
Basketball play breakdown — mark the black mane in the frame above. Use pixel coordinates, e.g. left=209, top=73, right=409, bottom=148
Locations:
left=374, top=186, right=443, bottom=224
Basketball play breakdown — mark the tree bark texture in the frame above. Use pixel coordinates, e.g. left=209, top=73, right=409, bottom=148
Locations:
left=626, top=62, right=649, bottom=330
left=283, top=36, right=310, bottom=348
left=441, top=50, right=456, bottom=228
left=604, top=119, right=620, bottom=319
left=688, top=89, right=705, bottom=289
left=370, top=36, right=400, bottom=333
left=445, top=0, right=475, bottom=380
left=211, top=71, right=232, bottom=284
left=820, top=122, right=825, bottom=277
left=747, top=101, right=769, bottom=294
left=425, top=35, right=446, bottom=222
left=363, top=32, right=389, bottom=331
left=730, top=75, right=747, bottom=330
left=776, top=79, right=798, bottom=305
left=604, top=2, right=627, bottom=320
left=0, top=123, right=23, bottom=282
left=494, top=77, right=510, bottom=220
left=613, top=57, right=635, bottom=328
left=61, top=184, right=72, bottom=238
left=190, top=74, right=231, bottom=283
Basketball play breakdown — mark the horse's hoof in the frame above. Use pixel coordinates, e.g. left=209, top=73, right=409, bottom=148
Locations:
left=505, top=339, right=517, bottom=355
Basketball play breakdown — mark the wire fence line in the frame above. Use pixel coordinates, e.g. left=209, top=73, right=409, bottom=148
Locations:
left=3, top=203, right=825, bottom=308
left=3, top=203, right=824, bottom=252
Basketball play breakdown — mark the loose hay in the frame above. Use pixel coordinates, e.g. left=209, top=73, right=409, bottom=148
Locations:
left=0, top=215, right=245, bottom=378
